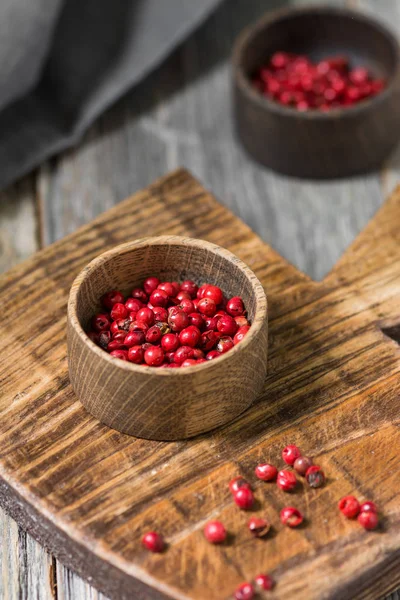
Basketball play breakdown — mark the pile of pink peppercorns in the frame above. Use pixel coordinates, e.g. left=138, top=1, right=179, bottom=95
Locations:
left=252, top=51, right=386, bottom=111
left=141, top=443, right=381, bottom=600
left=87, top=277, right=250, bottom=367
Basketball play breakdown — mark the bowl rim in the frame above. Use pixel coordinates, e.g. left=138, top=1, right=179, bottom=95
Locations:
left=67, top=235, right=268, bottom=376
left=232, top=4, right=400, bottom=120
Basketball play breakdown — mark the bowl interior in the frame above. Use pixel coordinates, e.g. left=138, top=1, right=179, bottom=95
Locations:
left=75, top=240, right=259, bottom=333
left=241, top=9, right=397, bottom=82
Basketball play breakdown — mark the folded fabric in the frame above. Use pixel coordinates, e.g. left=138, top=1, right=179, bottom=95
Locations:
left=0, top=0, right=222, bottom=192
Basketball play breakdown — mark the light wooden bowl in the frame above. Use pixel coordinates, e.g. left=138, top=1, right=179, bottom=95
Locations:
left=67, top=236, right=268, bottom=441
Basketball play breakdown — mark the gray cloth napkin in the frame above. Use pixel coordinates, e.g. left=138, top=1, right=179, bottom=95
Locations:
left=0, top=0, right=221, bottom=191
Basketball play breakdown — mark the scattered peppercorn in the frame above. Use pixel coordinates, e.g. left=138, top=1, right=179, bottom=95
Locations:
left=248, top=516, right=270, bottom=538
left=255, top=463, right=278, bottom=481
left=252, top=51, right=386, bottom=111
left=277, top=470, right=297, bottom=492
left=234, top=487, right=254, bottom=510
left=282, top=445, right=302, bottom=466
left=88, top=280, right=250, bottom=366
left=141, top=531, right=165, bottom=553
left=204, top=521, right=227, bottom=544
left=280, top=506, right=303, bottom=527
left=255, top=574, right=275, bottom=591
left=338, top=496, right=360, bottom=519
left=358, top=510, right=379, bottom=530
left=293, top=456, right=313, bottom=476
left=234, top=582, right=255, bottom=600
left=305, top=465, right=325, bottom=488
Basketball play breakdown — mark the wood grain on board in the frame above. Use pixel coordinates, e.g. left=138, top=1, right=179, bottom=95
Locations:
left=0, top=169, right=400, bottom=600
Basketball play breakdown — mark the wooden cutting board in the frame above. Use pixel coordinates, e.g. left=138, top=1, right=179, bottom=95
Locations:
left=0, top=169, right=399, bottom=600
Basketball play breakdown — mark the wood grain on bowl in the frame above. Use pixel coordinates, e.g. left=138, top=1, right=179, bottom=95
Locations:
left=233, top=5, right=400, bottom=178
left=0, top=170, right=399, bottom=599
left=67, top=236, right=268, bottom=440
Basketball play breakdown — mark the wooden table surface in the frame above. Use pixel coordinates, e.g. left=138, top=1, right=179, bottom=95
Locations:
left=0, top=0, right=399, bottom=598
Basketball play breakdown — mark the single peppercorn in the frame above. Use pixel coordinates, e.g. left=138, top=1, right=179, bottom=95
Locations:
left=188, top=312, right=204, bottom=329
left=293, top=456, right=313, bottom=476
left=305, top=465, right=325, bottom=488
left=282, top=445, right=302, bottom=466
left=179, top=325, right=201, bottom=348
left=91, top=313, right=111, bottom=332
left=141, top=531, right=165, bottom=553
left=358, top=510, right=379, bottom=530
left=248, top=516, right=270, bottom=538
left=178, top=298, right=195, bottom=315
left=168, top=309, right=189, bottom=332
left=150, top=289, right=169, bottom=308
left=255, top=463, right=277, bottom=481
left=144, top=346, right=164, bottom=367
left=146, top=325, right=163, bottom=344
left=233, top=325, right=250, bottom=345
left=125, top=297, right=144, bottom=313
left=234, top=582, right=255, bottom=600
left=280, top=506, right=303, bottom=527
left=255, top=574, right=275, bottom=591
left=110, top=302, right=129, bottom=321
left=143, top=276, right=160, bottom=295
left=136, top=307, right=155, bottom=326
left=127, top=345, right=144, bottom=364
left=338, top=496, right=360, bottom=519
left=174, top=345, right=194, bottom=365
left=161, top=333, right=180, bottom=353
left=226, top=296, right=245, bottom=317
left=198, top=297, right=217, bottom=317
left=202, top=284, right=224, bottom=305
left=277, top=470, right=297, bottom=492
left=234, top=487, right=254, bottom=510
left=217, top=336, right=234, bottom=354
left=204, top=520, right=227, bottom=544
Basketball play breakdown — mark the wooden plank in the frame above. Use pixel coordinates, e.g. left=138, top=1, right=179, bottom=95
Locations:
left=0, top=176, right=56, bottom=600
left=1, top=169, right=400, bottom=600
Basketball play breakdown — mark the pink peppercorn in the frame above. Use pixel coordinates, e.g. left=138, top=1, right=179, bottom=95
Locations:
left=255, top=463, right=277, bottom=481
left=358, top=511, right=379, bottom=530
left=234, top=582, right=255, bottom=600
left=282, top=444, right=301, bottom=466
left=141, top=531, right=165, bottom=552
left=338, top=496, right=360, bottom=519
left=280, top=506, right=303, bottom=527
left=255, top=574, right=275, bottom=591
left=204, top=521, right=227, bottom=544
left=277, top=470, right=297, bottom=492
left=234, top=488, right=254, bottom=510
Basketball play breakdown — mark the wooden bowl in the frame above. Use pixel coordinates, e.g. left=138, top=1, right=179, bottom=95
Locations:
left=232, top=5, right=400, bottom=178
left=67, top=236, right=268, bottom=441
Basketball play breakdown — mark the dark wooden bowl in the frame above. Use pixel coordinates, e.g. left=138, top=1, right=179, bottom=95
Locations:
left=67, top=236, right=268, bottom=441
left=233, top=5, right=400, bottom=179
